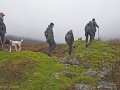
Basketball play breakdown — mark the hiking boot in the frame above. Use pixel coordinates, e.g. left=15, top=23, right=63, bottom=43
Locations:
left=47, top=51, right=52, bottom=57
left=86, top=44, right=88, bottom=47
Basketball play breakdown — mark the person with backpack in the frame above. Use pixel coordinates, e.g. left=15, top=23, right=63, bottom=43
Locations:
left=0, top=12, right=6, bottom=51
left=91, top=18, right=99, bottom=40
left=85, top=21, right=93, bottom=47
left=65, top=30, right=74, bottom=56
left=45, top=23, right=56, bottom=57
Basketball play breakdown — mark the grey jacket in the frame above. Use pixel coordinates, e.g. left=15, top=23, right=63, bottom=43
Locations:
left=92, top=21, right=99, bottom=32
left=46, top=25, right=55, bottom=42
left=0, top=18, right=6, bottom=34
left=85, top=22, right=93, bottom=35
left=65, top=31, right=74, bottom=44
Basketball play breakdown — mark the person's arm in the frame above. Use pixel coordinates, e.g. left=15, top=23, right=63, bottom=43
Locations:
left=85, top=25, right=87, bottom=36
left=95, top=22, right=99, bottom=28
left=65, top=34, right=67, bottom=42
left=47, top=28, right=52, bottom=40
left=0, top=19, right=3, bottom=31
left=71, top=33, right=74, bottom=43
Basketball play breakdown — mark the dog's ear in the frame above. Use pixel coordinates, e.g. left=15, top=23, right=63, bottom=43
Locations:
left=4, top=39, right=10, bottom=44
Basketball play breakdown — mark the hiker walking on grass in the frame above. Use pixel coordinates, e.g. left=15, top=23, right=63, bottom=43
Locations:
left=0, top=12, right=6, bottom=51
left=85, top=21, right=93, bottom=47
left=65, top=30, right=74, bottom=56
left=45, top=23, right=56, bottom=57
left=91, top=18, right=99, bottom=40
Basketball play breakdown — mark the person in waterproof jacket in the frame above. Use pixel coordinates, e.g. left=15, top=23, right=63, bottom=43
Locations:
left=91, top=18, right=99, bottom=40
left=85, top=21, right=93, bottom=47
left=46, top=23, right=56, bottom=56
left=65, top=30, right=74, bottom=56
left=0, top=12, right=6, bottom=51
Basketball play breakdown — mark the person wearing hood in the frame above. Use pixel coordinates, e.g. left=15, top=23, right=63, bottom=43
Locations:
left=91, top=18, right=99, bottom=40
left=65, top=30, right=74, bottom=56
left=45, top=23, right=56, bottom=56
left=0, top=12, right=6, bottom=51
left=85, top=21, right=93, bottom=47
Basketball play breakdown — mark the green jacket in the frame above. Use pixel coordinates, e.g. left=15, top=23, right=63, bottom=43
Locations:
left=92, top=21, right=99, bottom=32
left=46, top=25, right=54, bottom=42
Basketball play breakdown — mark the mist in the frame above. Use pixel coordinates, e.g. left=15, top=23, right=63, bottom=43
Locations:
left=0, top=0, right=120, bottom=43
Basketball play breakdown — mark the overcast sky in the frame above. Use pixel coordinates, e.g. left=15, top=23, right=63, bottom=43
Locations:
left=0, top=0, right=120, bottom=43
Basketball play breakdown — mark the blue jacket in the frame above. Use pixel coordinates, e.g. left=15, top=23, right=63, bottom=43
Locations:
left=0, top=18, right=6, bottom=34
left=65, top=31, right=74, bottom=44
left=85, top=22, right=93, bottom=35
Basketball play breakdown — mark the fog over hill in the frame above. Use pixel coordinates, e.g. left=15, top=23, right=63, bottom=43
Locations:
left=5, top=35, right=45, bottom=43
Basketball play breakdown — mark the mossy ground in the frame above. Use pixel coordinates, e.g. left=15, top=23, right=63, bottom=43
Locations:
left=0, top=40, right=120, bottom=90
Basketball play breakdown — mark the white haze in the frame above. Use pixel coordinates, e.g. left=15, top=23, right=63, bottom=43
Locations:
left=0, top=0, right=120, bottom=43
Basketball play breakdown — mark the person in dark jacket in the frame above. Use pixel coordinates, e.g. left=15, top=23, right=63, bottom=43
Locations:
left=46, top=23, right=56, bottom=56
left=91, top=18, right=99, bottom=40
left=85, top=21, right=93, bottom=47
left=0, top=12, right=6, bottom=50
left=65, top=30, right=74, bottom=56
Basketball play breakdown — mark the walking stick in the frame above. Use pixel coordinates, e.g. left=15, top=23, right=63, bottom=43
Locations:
left=98, top=28, right=99, bottom=40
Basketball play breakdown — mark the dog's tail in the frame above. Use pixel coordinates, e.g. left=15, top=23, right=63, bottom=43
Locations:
left=20, top=39, right=23, bottom=42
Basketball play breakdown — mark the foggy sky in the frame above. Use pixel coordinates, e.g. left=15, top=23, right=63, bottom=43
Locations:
left=0, top=0, right=120, bottom=43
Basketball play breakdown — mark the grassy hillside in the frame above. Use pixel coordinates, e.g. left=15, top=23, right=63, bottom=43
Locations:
left=0, top=40, right=120, bottom=90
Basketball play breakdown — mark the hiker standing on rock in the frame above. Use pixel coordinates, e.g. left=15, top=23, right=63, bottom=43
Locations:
left=45, top=23, right=56, bottom=57
left=0, top=12, right=6, bottom=51
left=85, top=21, right=93, bottom=47
left=91, top=18, right=99, bottom=40
left=65, top=30, right=74, bottom=56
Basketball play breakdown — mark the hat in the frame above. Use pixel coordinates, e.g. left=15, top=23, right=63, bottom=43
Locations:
left=92, top=18, right=95, bottom=21
left=50, top=22, right=54, bottom=26
left=0, top=12, right=5, bottom=16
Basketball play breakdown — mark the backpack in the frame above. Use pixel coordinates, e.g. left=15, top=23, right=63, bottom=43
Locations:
left=44, top=28, right=48, bottom=37
left=65, top=33, right=71, bottom=39
left=86, top=24, right=92, bottom=31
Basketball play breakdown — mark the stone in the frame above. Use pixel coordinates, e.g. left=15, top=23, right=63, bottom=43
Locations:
left=68, top=57, right=80, bottom=65
left=60, top=57, right=67, bottom=64
left=84, top=68, right=97, bottom=77
left=65, top=64, right=70, bottom=70
left=99, top=68, right=112, bottom=79
left=104, top=51, right=107, bottom=55
left=61, top=71, right=75, bottom=79
left=75, top=84, right=93, bottom=90
left=54, top=73, right=60, bottom=79
left=97, top=81, right=117, bottom=90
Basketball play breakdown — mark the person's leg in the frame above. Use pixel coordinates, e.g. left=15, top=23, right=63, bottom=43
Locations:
left=0, top=34, right=3, bottom=51
left=93, top=32, right=95, bottom=40
left=1, top=34, right=5, bottom=44
left=47, top=41, right=52, bottom=56
left=89, top=34, right=92, bottom=44
left=86, top=33, right=89, bottom=47
left=68, top=43, right=72, bottom=56
left=49, top=41, right=56, bottom=52
left=48, top=41, right=56, bottom=56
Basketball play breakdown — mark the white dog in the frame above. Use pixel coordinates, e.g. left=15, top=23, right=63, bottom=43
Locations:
left=4, top=39, right=23, bottom=52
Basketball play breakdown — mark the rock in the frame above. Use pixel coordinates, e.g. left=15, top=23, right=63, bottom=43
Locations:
left=65, top=64, right=70, bottom=70
left=84, top=68, right=97, bottom=77
left=61, top=71, right=75, bottom=79
left=54, top=73, right=60, bottom=79
left=99, top=68, right=112, bottom=79
left=60, top=57, right=67, bottom=64
left=104, top=51, right=107, bottom=55
left=68, top=57, right=80, bottom=65
left=118, top=58, right=120, bottom=62
left=75, top=84, right=93, bottom=90
left=97, top=81, right=117, bottom=90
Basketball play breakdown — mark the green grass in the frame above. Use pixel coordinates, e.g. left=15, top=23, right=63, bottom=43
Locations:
left=0, top=40, right=120, bottom=90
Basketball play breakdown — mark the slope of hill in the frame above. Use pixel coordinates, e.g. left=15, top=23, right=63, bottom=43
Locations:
left=0, top=40, right=120, bottom=90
